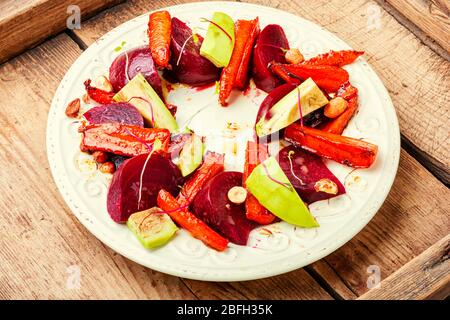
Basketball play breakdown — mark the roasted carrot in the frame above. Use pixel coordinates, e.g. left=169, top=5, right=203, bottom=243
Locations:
left=157, top=189, right=229, bottom=251
left=177, top=152, right=225, bottom=207
left=219, top=19, right=255, bottom=106
left=243, top=141, right=276, bottom=225
left=270, top=63, right=349, bottom=92
left=148, top=10, right=171, bottom=68
left=285, top=124, right=378, bottom=168
left=304, top=50, right=364, bottom=67
left=80, top=123, right=170, bottom=157
left=336, top=81, right=358, bottom=100
left=321, top=82, right=359, bottom=134
left=84, top=79, right=115, bottom=104
left=234, top=18, right=260, bottom=90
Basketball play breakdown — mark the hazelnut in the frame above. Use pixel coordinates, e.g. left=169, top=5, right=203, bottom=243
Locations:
left=314, top=178, right=338, bottom=195
left=65, top=98, right=80, bottom=118
left=99, top=162, right=116, bottom=174
left=227, top=186, right=248, bottom=204
left=285, top=48, right=304, bottom=64
left=324, top=97, right=348, bottom=118
left=92, top=151, right=108, bottom=164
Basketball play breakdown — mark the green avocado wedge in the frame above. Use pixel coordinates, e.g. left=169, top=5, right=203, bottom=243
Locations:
left=256, top=78, right=328, bottom=137
left=245, top=156, right=319, bottom=228
left=127, top=207, right=178, bottom=249
left=178, top=134, right=205, bottom=177
left=199, top=12, right=235, bottom=68
left=113, top=73, right=178, bottom=132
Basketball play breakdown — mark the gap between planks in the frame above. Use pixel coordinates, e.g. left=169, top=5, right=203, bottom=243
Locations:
left=375, top=0, right=450, bottom=61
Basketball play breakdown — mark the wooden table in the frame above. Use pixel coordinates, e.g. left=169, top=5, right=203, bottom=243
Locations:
left=0, top=0, right=448, bottom=300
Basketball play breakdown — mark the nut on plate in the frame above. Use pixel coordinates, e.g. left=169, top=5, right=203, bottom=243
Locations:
left=314, top=178, right=338, bottom=195
left=285, top=48, right=304, bottom=64
left=99, top=161, right=116, bottom=174
left=324, top=97, right=348, bottom=118
left=65, top=98, right=81, bottom=118
left=92, top=150, right=108, bottom=163
left=227, top=186, right=248, bottom=204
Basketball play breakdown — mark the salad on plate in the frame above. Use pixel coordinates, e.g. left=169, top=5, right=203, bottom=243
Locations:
left=64, top=10, right=378, bottom=252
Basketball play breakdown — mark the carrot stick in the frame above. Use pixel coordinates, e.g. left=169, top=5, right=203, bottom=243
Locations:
left=157, top=189, right=229, bottom=251
left=148, top=10, right=171, bottom=68
left=243, top=141, right=276, bottom=224
left=177, top=152, right=225, bottom=207
left=80, top=123, right=170, bottom=157
left=285, top=124, right=378, bottom=168
left=218, top=19, right=254, bottom=106
left=234, top=18, right=260, bottom=90
left=270, top=63, right=349, bottom=92
left=304, top=50, right=364, bottom=67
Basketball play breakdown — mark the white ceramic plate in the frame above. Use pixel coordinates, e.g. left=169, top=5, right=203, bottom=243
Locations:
left=47, top=1, right=400, bottom=281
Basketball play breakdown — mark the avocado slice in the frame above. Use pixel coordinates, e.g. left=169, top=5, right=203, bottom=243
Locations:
left=178, top=134, right=204, bottom=177
left=256, top=78, right=328, bottom=137
left=114, top=73, right=178, bottom=132
left=127, top=207, right=178, bottom=249
left=245, top=156, right=319, bottom=228
left=200, top=12, right=235, bottom=67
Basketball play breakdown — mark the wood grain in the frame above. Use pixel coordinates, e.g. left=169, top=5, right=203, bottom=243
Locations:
left=0, top=0, right=124, bottom=64
left=312, top=148, right=450, bottom=297
left=0, top=33, right=331, bottom=300
left=1, top=0, right=448, bottom=299
left=0, top=34, right=195, bottom=299
left=68, top=0, right=450, bottom=299
left=71, top=0, right=450, bottom=184
left=380, top=0, right=450, bottom=54
left=358, top=234, right=450, bottom=300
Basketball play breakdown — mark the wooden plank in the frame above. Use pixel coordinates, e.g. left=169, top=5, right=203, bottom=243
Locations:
left=71, top=0, right=450, bottom=184
left=358, top=234, right=450, bottom=300
left=68, top=0, right=450, bottom=298
left=0, top=0, right=124, bottom=64
left=311, top=148, right=450, bottom=297
left=380, top=0, right=450, bottom=54
left=184, top=270, right=333, bottom=300
left=0, top=34, right=196, bottom=299
left=0, top=32, right=331, bottom=300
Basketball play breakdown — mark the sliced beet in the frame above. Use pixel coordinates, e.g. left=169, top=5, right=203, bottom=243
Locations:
left=109, top=46, right=163, bottom=98
left=252, top=24, right=290, bottom=93
left=83, top=102, right=144, bottom=127
left=192, top=171, right=256, bottom=245
left=164, top=17, right=220, bottom=86
left=107, top=153, right=183, bottom=223
left=277, top=145, right=345, bottom=204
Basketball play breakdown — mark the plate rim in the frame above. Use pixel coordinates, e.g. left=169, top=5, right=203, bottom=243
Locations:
left=46, top=1, right=401, bottom=281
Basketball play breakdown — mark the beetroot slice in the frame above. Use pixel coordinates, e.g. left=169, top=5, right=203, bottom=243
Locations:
left=164, top=17, right=220, bottom=86
left=192, top=171, right=256, bottom=245
left=83, top=103, right=144, bottom=127
left=277, top=146, right=345, bottom=204
left=109, top=46, right=163, bottom=98
left=252, top=24, right=290, bottom=93
left=107, top=153, right=183, bottom=223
